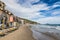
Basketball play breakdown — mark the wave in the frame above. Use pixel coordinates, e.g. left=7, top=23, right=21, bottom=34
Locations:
left=30, top=24, right=60, bottom=30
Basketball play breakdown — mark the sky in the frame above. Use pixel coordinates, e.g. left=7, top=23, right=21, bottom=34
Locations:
left=1, top=0, right=60, bottom=24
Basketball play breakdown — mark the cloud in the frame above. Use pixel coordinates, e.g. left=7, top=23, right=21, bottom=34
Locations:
left=1, top=0, right=60, bottom=24
left=17, top=0, right=40, bottom=7
left=1, top=0, right=49, bottom=19
left=52, top=10, right=60, bottom=16
left=37, top=16, right=60, bottom=24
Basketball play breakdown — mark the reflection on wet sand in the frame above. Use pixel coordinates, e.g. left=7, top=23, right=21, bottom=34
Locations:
left=31, top=24, right=60, bottom=40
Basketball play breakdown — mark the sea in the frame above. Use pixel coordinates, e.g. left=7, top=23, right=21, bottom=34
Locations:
left=30, top=24, right=60, bottom=40
left=30, top=24, right=60, bottom=31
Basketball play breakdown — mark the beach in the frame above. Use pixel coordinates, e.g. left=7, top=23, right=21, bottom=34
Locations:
left=0, top=24, right=60, bottom=40
left=0, top=24, right=35, bottom=40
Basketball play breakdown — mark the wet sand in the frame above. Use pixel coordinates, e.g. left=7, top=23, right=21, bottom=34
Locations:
left=0, top=24, right=35, bottom=40
left=31, top=28, right=60, bottom=40
left=32, top=30, right=57, bottom=40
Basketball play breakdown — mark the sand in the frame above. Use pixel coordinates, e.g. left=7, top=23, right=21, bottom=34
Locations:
left=0, top=24, right=35, bottom=40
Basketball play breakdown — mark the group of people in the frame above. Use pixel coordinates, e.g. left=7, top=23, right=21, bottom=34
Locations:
left=0, top=1, right=19, bottom=30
